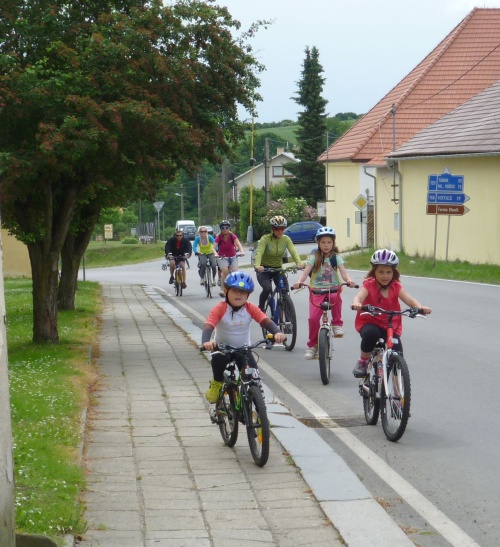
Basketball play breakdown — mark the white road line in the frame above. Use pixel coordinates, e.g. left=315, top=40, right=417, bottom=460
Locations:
left=151, top=287, right=479, bottom=547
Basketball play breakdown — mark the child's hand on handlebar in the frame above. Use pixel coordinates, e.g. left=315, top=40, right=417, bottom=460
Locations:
left=202, top=341, right=216, bottom=351
left=351, top=302, right=362, bottom=311
left=274, top=333, right=286, bottom=344
left=292, top=282, right=305, bottom=290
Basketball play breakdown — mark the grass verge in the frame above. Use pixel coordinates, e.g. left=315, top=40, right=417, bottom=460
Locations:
left=341, top=248, right=500, bottom=285
left=6, top=279, right=101, bottom=546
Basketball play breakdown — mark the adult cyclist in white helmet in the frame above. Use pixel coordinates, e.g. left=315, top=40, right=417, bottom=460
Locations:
left=351, top=249, right=432, bottom=377
left=253, top=216, right=304, bottom=311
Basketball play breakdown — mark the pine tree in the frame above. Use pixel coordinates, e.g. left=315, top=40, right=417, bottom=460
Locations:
left=287, top=46, right=328, bottom=205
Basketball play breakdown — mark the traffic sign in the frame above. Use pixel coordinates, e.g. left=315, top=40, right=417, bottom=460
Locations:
left=153, top=201, right=164, bottom=212
left=353, top=194, right=367, bottom=210
left=427, top=192, right=469, bottom=204
left=428, top=173, right=464, bottom=193
left=426, top=204, right=470, bottom=216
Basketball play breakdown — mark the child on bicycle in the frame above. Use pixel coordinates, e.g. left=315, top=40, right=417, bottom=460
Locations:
left=201, top=271, right=285, bottom=403
left=293, top=227, right=356, bottom=359
left=254, top=215, right=304, bottom=311
left=351, top=249, right=432, bottom=377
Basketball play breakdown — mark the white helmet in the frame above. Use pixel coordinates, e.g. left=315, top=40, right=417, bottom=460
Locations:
left=270, top=215, right=287, bottom=228
left=370, top=249, right=399, bottom=266
left=315, top=226, right=335, bottom=242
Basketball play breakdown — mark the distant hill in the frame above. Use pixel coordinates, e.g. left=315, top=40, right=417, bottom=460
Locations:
left=252, top=124, right=298, bottom=144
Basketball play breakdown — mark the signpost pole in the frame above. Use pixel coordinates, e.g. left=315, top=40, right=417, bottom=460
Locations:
left=433, top=214, right=438, bottom=268
left=446, top=216, right=451, bottom=262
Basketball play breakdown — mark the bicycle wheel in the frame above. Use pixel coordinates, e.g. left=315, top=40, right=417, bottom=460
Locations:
left=318, top=328, right=331, bottom=385
left=205, top=268, right=212, bottom=298
left=217, top=385, right=239, bottom=447
left=175, top=268, right=183, bottom=296
left=280, top=294, right=297, bottom=351
left=245, top=385, right=270, bottom=467
left=381, top=353, right=411, bottom=442
left=362, top=361, right=380, bottom=425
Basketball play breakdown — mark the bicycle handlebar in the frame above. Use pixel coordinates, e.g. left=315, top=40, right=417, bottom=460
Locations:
left=258, top=267, right=299, bottom=274
left=291, top=282, right=359, bottom=292
left=357, top=305, right=427, bottom=318
left=199, top=335, right=280, bottom=353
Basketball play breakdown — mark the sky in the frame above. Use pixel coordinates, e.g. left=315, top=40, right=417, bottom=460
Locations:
left=216, top=0, right=500, bottom=123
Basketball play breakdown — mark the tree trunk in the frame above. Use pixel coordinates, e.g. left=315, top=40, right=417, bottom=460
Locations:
left=0, top=243, right=15, bottom=546
left=28, top=243, right=61, bottom=343
left=58, top=203, right=101, bottom=311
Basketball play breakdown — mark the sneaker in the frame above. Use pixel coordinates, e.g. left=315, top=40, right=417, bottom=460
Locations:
left=217, top=278, right=221, bottom=286
left=304, top=346, right=318, bottom=360
left=205, top=380, right=223, bottom=403
left=211, top=281, right=216, bottom=287
left=169, top=276, right=174, bottom=284
left=333, top=325, right=344, bottom=338
left=352, top=358, right=370, bottom=377
left=219, top=291, right=225, bottom=297
left=181, top=282, right=187, bottom=289
left=200, top=279, right=205, bottom=285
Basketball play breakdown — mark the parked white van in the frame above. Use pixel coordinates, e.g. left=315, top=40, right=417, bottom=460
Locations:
left=175, top=220, right=196, bottom=240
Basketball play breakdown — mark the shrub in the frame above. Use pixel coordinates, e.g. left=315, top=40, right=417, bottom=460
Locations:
left=121, top=237, right=139, bottom=244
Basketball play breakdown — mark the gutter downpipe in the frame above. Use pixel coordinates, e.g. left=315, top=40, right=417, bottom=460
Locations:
left=386, top=158, right=403, bottom=252
left=363, top=166, right=377, bottom=249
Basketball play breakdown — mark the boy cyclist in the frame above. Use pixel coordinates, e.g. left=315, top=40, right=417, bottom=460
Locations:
left=201, top=271, right=285, bottom=403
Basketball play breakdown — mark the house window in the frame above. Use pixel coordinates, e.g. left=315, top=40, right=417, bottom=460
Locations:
left=272, top=166, right=293, bottom=178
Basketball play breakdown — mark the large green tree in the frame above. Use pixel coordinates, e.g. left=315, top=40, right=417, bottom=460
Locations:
left=286, top=46, right=328, bottom=205
left=0, top=0, right=264, bottom=341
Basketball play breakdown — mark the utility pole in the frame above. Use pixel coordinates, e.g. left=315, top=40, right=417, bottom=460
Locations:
left=197, top=173, right=201, bottom=225
left=0, top=236, right=16, bottom=547
left=221, top=160, right=227, bottom=220
left=264, top=138, right=270, bottom=206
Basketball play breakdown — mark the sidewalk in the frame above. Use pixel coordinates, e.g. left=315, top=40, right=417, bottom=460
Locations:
left=76, top=284, right=411, bottom=547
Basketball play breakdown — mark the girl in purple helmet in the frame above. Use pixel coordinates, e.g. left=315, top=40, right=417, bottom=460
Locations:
left=351, top=249, right=432, bottom=377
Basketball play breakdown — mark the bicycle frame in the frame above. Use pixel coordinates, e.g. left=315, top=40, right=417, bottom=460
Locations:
left=358, top=305, right=426, bottom=442
left=261, top=268, right=297, bottom=351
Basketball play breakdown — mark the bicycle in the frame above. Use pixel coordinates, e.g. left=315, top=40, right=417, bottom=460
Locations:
left=201, top=337, right=276, bottom=466
left=166, top=254, right=189, bottom=296
left=354, top=305, right=427, bottom=442
left=196, top=253, right=217, bottom=298
left=295, top=282, right=358, bottom=385
left=216, top=253, right=243, bottom=296
left=259, top=268, right=297, bottom=351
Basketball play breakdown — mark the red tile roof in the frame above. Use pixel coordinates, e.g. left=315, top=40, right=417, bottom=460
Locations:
left=319, top=8, right=500, bottom=165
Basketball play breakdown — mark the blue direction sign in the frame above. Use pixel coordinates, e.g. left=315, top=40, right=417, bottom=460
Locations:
left=427, top=192, right=469, bottom=204
left=428, top=173, right=464, bottom=193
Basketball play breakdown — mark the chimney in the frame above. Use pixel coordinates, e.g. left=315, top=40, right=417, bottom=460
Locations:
left=276, top=147, right=285, bottom=155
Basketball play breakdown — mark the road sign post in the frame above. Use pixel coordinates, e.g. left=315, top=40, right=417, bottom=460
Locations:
left=353, top=194, right=368, bottom=252
left=426, top=171, right=470, bottom=265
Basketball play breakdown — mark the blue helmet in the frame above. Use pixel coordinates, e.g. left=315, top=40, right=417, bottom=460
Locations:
left=224, top=271, right=254, bottom=293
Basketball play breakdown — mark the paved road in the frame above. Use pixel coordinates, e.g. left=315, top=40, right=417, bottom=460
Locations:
left=79, top=246, right=500, bottom=546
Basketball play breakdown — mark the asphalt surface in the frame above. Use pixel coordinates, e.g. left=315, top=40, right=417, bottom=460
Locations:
left=74, top=281, right=413, bottom=546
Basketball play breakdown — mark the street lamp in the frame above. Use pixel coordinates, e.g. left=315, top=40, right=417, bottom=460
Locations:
left=175, top=184, right=184, bottom=219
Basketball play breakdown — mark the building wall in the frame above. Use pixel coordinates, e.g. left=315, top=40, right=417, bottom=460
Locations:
left=398, top=156, right=500, bottom=264
left=325, top=161, right=375, bottom=250
left=235, top=155, right=296, bottom=194
left=1, top=230, right=31, bottom=277
left=373, top=166, right=402, bottom=252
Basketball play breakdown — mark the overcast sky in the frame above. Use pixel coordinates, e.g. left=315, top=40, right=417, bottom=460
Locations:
left=216, top=0, right=500, bottom=123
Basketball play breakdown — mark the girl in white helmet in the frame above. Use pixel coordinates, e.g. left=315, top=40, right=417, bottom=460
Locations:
left=351, top=249, right=432, bottom=377
left=293, top=227, right=356, bottom=360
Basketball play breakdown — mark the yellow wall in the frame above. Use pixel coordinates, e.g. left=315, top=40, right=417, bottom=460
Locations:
left=325, top=161, right=366, bottom=250
left=1, top=229, right=31, bottom=277
left=373, top=167, right=402, bottom=251
left=398, top=156, right=500, bottom=264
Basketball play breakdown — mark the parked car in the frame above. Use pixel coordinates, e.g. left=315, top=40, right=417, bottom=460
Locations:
left=183, top=225, right=197, bottom=240
left=283, top=221, right=323, bottom=243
